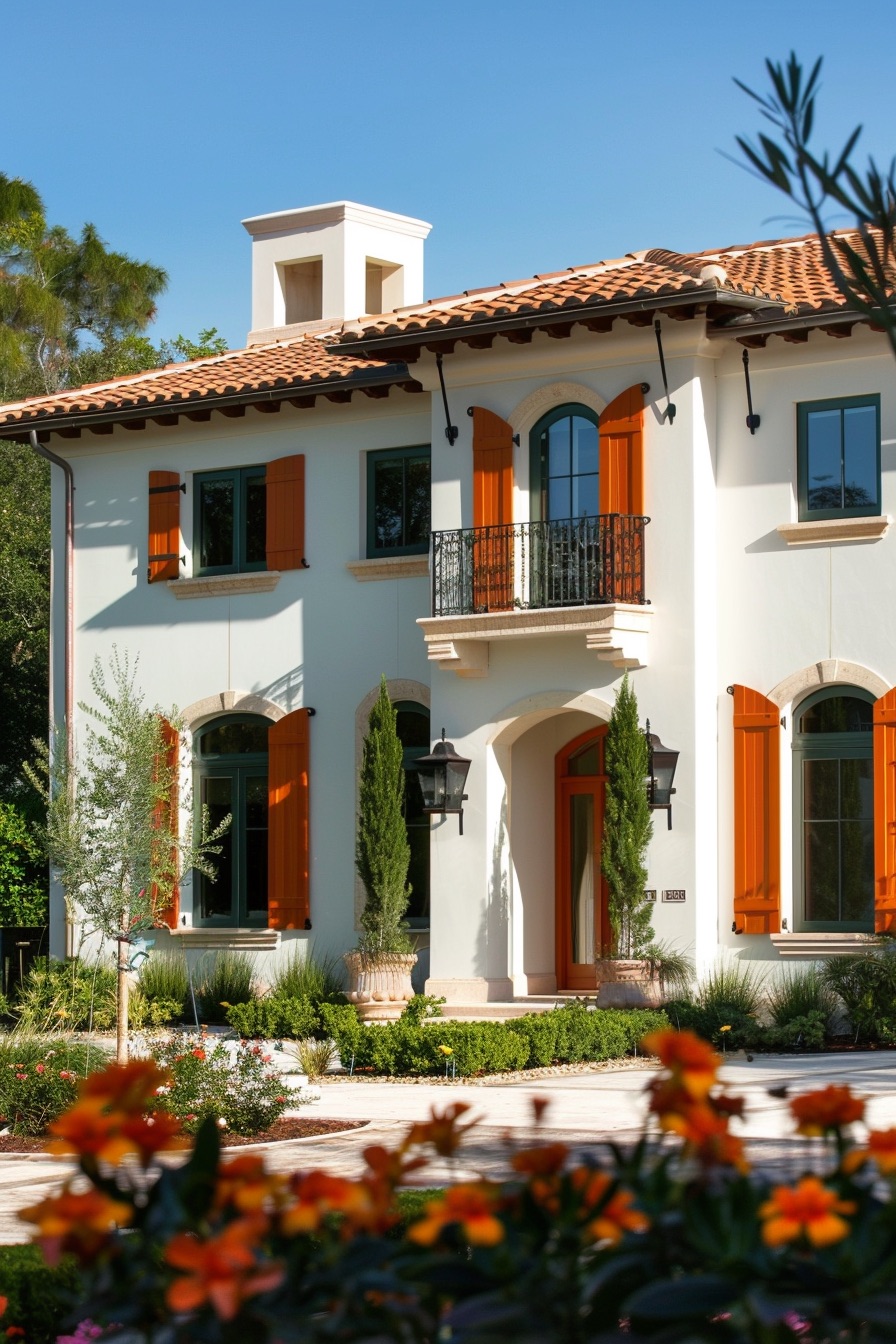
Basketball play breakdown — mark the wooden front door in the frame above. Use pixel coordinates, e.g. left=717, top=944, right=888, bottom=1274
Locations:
left=556, top=727, right=608, bottom=990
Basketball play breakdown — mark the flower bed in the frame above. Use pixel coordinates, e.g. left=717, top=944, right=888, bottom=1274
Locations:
left=14, top=1030, right=896, bottom=1341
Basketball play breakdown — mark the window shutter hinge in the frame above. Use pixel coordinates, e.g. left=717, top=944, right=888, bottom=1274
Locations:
left=149, top=482, right=186, bottom=495
left=304, top=918, right=312, bottom=930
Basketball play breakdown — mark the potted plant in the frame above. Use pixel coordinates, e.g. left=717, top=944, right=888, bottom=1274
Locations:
left=597, top=674, right=661, bottom=1007
left=345, top=678, right=416, bottom=1021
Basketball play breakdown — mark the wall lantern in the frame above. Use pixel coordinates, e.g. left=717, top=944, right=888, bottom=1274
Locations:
left=412, top=729, right=472, bottom=834
left=645, top=719, right=679, bottom=830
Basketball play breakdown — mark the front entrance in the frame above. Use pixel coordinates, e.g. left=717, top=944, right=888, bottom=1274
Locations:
left=555, top=727, right=608, bottom=989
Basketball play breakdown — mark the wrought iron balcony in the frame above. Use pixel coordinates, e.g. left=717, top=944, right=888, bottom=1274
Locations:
left=430, top=515, right=649, bottom=618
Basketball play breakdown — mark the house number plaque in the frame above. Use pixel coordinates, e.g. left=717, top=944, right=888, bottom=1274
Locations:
left=662, top=889, right=686, bottom=903
left=644, top=889, right=657, bottom=902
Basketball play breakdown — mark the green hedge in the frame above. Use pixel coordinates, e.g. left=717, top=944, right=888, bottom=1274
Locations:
left=0, top=1245, right=82, bottom=1343
left=225, top=995, right=319, bottom=1040
left=320, top=1001, right=668, bottom=1077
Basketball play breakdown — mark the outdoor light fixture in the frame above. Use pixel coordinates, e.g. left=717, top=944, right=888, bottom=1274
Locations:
left=645, top=718, right=679, bottom=830
left=412, top=729, right=472, bottom=834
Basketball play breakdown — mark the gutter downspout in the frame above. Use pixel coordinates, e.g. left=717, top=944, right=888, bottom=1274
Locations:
left=28, top=430, right=75, bottom=958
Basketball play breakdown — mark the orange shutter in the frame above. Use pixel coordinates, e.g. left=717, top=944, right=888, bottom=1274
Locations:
left=598, top=385, right=645, bottom=516
left=873, top=688, right=896, bottom=932
left=148, top=471, right=181, bottom=582
left=266, top=454, right=306, bottom=571
left=471, top=407, right=514, bottom=611
left=268, top=708, right=311, bottom=930
left=732, top=685, right=781, bottom=934
left=151, top=718, right=180, bottom=929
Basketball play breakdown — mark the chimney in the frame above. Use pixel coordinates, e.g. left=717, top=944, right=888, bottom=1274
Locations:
left=242, top=201, right=432, bottom=345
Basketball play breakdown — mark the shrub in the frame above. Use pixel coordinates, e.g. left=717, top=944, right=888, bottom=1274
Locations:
left=513, top=1003, right=668, bottom=1068
left=402, top=994, right=445, bottom=1023
left=127, top=989, right=183, bottom=1030
left=319, top=1001, right=364, bottom=1064
left=195, top=950, right=257, bottom=1022
left=150, top=1034, right=290, bottom=1135
left=0, top=800, right=47, bottom=926
left=766, top=964, right=837, bottom=1033
left=0, top=1035, right=96, bottom=1135
left=12, top=956, right=117, bottom=1032
left=345, top=1019, right=529, bottom=1077
left=822, top=943, right=896, bottom=1043
left=296, top=1038, right=336, bottom=1081
left=0, top=1244, right=82, bottom=1344
left=225, top=995, right=317, bottom=1040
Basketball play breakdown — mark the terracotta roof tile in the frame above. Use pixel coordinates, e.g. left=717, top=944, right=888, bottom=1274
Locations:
left=1, top=228, right=889, bottom=433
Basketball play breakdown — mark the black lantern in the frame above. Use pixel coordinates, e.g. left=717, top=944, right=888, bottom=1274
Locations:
left=645, top=718, right=679, bottom=830
left=412, top=729, right=472, bottom=834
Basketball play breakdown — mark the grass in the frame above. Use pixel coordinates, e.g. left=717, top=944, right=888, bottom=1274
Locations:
left=270, top=947, right=345, bottom=1002
left=137, top=949, right=190, bottom=1009
left=697, top=960, right=765, bottom=1018
left=196, top=950, right=257, bottom=1022
left=766, top=964, right=837, bottom=1030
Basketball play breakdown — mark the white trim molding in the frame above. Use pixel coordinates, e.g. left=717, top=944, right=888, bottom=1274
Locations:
left=346, top=556, right=429, bottom=582
left=181, top=691, right=286, bottom=731
left=168, top=572, right=281, bottom=599
left=508, top=381, right=608, bottom=439
left=770, top=932, right=878, bottom=958
left=777, top=517, right=890, bottom=546
left=767, top=660, right=891, bottom=709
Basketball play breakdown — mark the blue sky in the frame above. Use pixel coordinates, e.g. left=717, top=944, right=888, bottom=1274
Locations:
left=7, top=0, right=896, bottom=352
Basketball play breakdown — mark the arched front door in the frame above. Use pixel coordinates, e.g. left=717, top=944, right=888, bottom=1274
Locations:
left=555, top=726, right=608, bottom=990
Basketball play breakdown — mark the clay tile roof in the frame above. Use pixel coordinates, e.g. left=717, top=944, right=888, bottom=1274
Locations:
left=0, top=332, right=414, bottom=431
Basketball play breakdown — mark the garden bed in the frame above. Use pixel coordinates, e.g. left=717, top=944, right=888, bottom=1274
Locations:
left=0, top=1115, right=366, bottom=1154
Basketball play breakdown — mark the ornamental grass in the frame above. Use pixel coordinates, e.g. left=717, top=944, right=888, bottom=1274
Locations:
left=17, top=1031, right=896, bottom=1343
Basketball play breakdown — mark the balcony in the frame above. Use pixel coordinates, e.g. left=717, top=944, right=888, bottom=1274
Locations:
left=418, top=516, right=653, bottom=677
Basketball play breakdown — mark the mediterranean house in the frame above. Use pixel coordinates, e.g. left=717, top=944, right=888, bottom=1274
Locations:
left=1, top=200, right=894, bottom=1000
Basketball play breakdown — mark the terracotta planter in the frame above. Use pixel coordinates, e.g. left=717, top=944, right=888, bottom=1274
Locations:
left=343, top=951, right=417, bottom=1022
left=595, top=957, right=663, bottom=1009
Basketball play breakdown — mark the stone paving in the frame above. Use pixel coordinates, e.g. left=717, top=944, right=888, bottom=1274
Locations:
left=2, top=1051, right=895, bottom=1245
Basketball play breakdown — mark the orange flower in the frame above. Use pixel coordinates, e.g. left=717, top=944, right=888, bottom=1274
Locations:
left=407, top=1183, right=505, bottom=1247
left=641, top=1029, right=721, bottom=1100
left=19, top=1184, right=133, bottom=1266
left=46, top=1099, right=135, bottom=1165
left=662, top=1102, right=750, bottom=1173
left=759, top=1177, right=856, bottom=1248
left=165, top=1219, right=283, bottom=1321
left=568, top=1167, right=649, bottom=1244
left=511, top=1142, right=569, bottom=1177
left=404, top=1102, right=478, bottom=1157
left=215, top=1154, right=289, bottom=1214
left=79, top=1058, right=170, bottom=1113
left=0, top=1298, right=6, bottom=1317
left=363, top=1143, right=427, bottom=1187
left=119, top=1110, right=185, bottom=1163
left=280, top=1170, right=372, bottom=1236
left=789, top=1085, right=865, bottom=1137
left=843, top=1127, right=896, bottom=1176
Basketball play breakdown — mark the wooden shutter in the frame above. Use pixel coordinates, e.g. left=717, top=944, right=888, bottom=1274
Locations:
left=266, top=454, right=306, bottom=571
left=732, top=685, right=781, bottom=934
left=599, top=385, right=645, bottom=516
left=874, top=688, right=896, bottom=932
left=268, top=708, right=311, bottom=930
left=151, top=718, right=180, bottom=929
left=471, top=406, right=514, bottom=611
left=148, top=471, right=181, bottom=582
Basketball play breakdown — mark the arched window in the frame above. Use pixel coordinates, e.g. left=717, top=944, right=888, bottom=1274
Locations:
left=793, top=688, right=874, bottom=931
left=194, top=715, right=269, bottom=926
left=394, top=701, right=431, bottom=924
left=529, top=404, right=600, bottom=522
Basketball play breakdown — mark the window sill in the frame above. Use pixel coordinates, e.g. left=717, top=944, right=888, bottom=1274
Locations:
left=167, top=571, right=282, bottom=599
left=777, top=516, right=890, bottom=546
left=346, top=555, right=429, bottom=582
left=165, top=926, right=281, bottom=950
left=770, top=931, right=877, bottom=958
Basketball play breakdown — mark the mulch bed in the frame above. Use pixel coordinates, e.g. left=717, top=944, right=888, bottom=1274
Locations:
left=0, top=1116, right=367, bottom=1155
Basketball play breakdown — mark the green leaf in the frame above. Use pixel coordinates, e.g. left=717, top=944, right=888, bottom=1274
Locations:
left=624, top=1273, right=740, bottom=1321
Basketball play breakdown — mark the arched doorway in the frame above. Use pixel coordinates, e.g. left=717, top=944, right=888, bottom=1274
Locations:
left=555, top=725, right=608, bottom=989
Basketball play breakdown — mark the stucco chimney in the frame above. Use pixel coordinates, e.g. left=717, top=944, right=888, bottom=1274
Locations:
left=242, top=201, right=432, bottom=345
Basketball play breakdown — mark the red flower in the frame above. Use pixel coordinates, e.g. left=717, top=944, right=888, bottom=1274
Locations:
left=192, top=1049, right=207, bottom=1061
left=35, top=1064, right=45, bottom=1075
left=790, top=1085, right=865, bottom=1136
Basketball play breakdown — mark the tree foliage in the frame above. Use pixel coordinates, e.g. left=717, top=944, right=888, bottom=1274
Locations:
left=26, top=650, right=227, bottom=1059
left=0, top=799, right=47, bottom=926
left=601, top=672, right=654, bottom=959
left=735, top=53, right=896, bottom=360
left=355, top=677, right=412, bottom=955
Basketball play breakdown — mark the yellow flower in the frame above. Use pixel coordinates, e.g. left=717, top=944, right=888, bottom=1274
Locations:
left=437, top=1045, right=453, bottom=1056
left=719, top=1025, right=732, bottom=1033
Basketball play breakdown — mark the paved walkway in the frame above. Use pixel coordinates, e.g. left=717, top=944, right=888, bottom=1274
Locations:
left=2, top=1051, right=895, bottom=1244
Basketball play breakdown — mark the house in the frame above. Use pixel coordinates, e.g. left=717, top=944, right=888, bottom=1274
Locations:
left=1, top=199, right=894, bottom=1000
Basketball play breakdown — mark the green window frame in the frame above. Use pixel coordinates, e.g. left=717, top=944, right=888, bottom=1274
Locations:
left=797, top=394, right=880, bottom=521
left=793, top=688, right=874, bottom=933
left=194, top=466, right=267, bottom=575
left=529, top=404, right=600, bottom=523
left=193, top=715, right=269, bottom=928
left=366, top=445, right=431, bottom=558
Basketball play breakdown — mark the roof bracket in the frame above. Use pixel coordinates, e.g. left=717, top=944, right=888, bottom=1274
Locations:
left=653, top=320, right=676, bottom=425
left=741, top=349, right=761, bottom=434
left=436, top=352, right=459, bottom=444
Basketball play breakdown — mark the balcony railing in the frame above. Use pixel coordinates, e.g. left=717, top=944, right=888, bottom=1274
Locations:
left=431, top=515, right=649, bottom=618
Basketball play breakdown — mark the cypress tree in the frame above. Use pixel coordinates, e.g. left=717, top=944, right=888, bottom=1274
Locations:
left=355, top=678, right=412, bottom=955
left=601, top=673, right=654, bottom=958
